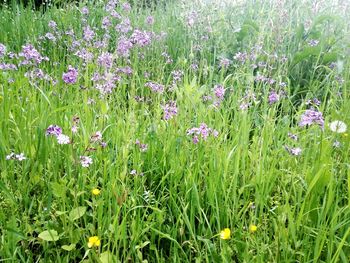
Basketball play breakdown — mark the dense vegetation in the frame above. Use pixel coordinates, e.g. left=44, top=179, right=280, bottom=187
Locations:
left=0, top=0, right=349, bottom=262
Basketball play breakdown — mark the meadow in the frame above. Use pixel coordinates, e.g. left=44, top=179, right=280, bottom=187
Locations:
left=0, top=0, right=349, bottom=262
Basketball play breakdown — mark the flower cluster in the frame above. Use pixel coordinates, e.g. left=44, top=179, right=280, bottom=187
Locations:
left=187, top=123, right=218, bottom=144
left=6, top=152, right=26, bottom=161
left=46, top=125, right=71, bottom=145
left=62, top=65, right=78, bottom=84
left=299, top=109, right=324, bottom=129
left=162, top=101, right=178, bottom=120
left=135, top=139, right=148, bottom=152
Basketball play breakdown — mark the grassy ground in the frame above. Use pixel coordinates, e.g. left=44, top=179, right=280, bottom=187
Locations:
left=0, top=0, right=350, bottom=262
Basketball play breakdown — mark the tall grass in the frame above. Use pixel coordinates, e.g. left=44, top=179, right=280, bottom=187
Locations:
left=0, top=0, right=349, bottom=262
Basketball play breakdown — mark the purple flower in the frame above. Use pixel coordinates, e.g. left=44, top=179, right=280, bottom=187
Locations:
left=80, top=156, right=93, bottom=167
left=186, top=11, right=198, bottom=27
left=46, top=125, right=62, bottom=137
left=62, top=65, right=78, bottom=84
left=116, top=18, right=132, bottom=34
left=187, top=123, right=218, bottom=143
left=131, top=30, right=152, bottom=47
left=122, top=2, right=131, bottom=11
left=135, top=139, right=148, bottom=152
left=288, top=132, right=298, bottom=141
left=117, top=36, right=133, bottom=57
left=19, top=44, right=46, bottom=65
left=98, top=52, right=113, bottom=68
left=233, top=52, right=248, bottom=63
left=172, top=70, right=184, bottom=83
left=306, top=98, right=321, bottom=106
left=0, top=43, right=6, bottom=58
left=308, top=39, right=319, bottom=46
left=219, top=58, right=231, bottom=69
left=146, top=16, right=154, bottom=25
left=83, top=26, right=95, bottom=42
left=214, top=85, right=225, bottom=100
left=333, top=140, right=341, bottom=148
left=145, top=82, right=164, bottom=93
left=268, top=90, right=280, bottom=104
left=299, top=109, right=324, bottom=128
left=162, top=101, right=178, bottom=120
left=81, top=6, right=89, bottom=15
left=48, top=20, right=57, bottom=29
left=285, top=146, right=302, bottom=156
left=102, top=16, right=111, bottom=30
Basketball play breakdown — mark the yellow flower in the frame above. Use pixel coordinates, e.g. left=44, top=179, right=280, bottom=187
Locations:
left=249, top=224, right=258, bottom=233
left=219, top=228, right=231, bottom=240
left=92, top=188, right=101, bottom=196
left=87, top=236, right=100, bottom=248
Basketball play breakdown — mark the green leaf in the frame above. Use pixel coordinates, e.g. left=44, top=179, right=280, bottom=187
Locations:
left=99, top=251, right=116, bottom=263
left=62, top=244, right=76, bottom=251
left=38, top=230, right=59, bottom=241
left=291, top=46, right=322, bottom=67
left=50, top=182, right=66, bottom=198
left=69, top=206, right=87, bottom=221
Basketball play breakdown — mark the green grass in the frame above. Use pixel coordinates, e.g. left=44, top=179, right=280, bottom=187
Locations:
left=0, top=0, right=349, bottom=262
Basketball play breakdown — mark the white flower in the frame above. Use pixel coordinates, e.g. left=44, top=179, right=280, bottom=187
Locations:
left=57, top=134, right=70, bottom=144
left=6, top=153, right=15, bottom=160
left=15, top=153, right=26, bottom=161
left=329, top=121, right=347, bottom=133
left=80, top=156, right=93, bottom=167
left=91, top=131, right=102, bottom=142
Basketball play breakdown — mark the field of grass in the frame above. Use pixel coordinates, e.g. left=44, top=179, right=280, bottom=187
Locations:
left=0, top=0, right=350, bottom=262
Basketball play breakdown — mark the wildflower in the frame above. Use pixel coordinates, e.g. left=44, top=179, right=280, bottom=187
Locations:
left=135, top=139, right=148, bottom=152
left=19, top=44, right=47, bottom=65
left=219, top=58, right=231, bottom=69
left=81, top=6, right=89, bottom=15
left=219, top=228, right=231, bottom=240
left=62, top=65, right=78, bottom=84
left=145, top=82, right=164, bottom=93
left=329, top=121, right=347, bottom=133
left=80, top=156, right=93, bottom=167
left=87, top=236, right=100, bottom=248
left=249, top=224, right=258, bottom=233
left=15, top=153, right=27, bottom=161
left=117, top=36, right=133, bottom=57
left=214, top=85, right=225, bottom=101
left=48, top=20, right=57, bottom=29
left=46, top=125, right=62, bottom=137
left=285, top=146, right=302, bottom=156
left=92, top=188, right=101, bottom=196
left=57, top=134, right=70, bottom=145
left=97, top=52, right=113, bottom=68
left=162, top=101, right=178, bottom=120
left=333, top=140, right=341, bottom=148
left=146, top=16, right=154, bottom=25
left=6, top=152, right=26, bottom=161
left=187, top=123, right=218, bottom=143
left=71, top=125, right=79, bottom=133
left=116, top=18, right=132, bottom=34
left=131, top=30, right=152, bottom=47
left=288, top=132, right=298, bottom=141
left=0, top=43, right=6, bottom=57
left=268, top=90, right=280, bottom=105
left=299, top=109, right=324, bottom=129
left=91, top=131, right=103, bottom=142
